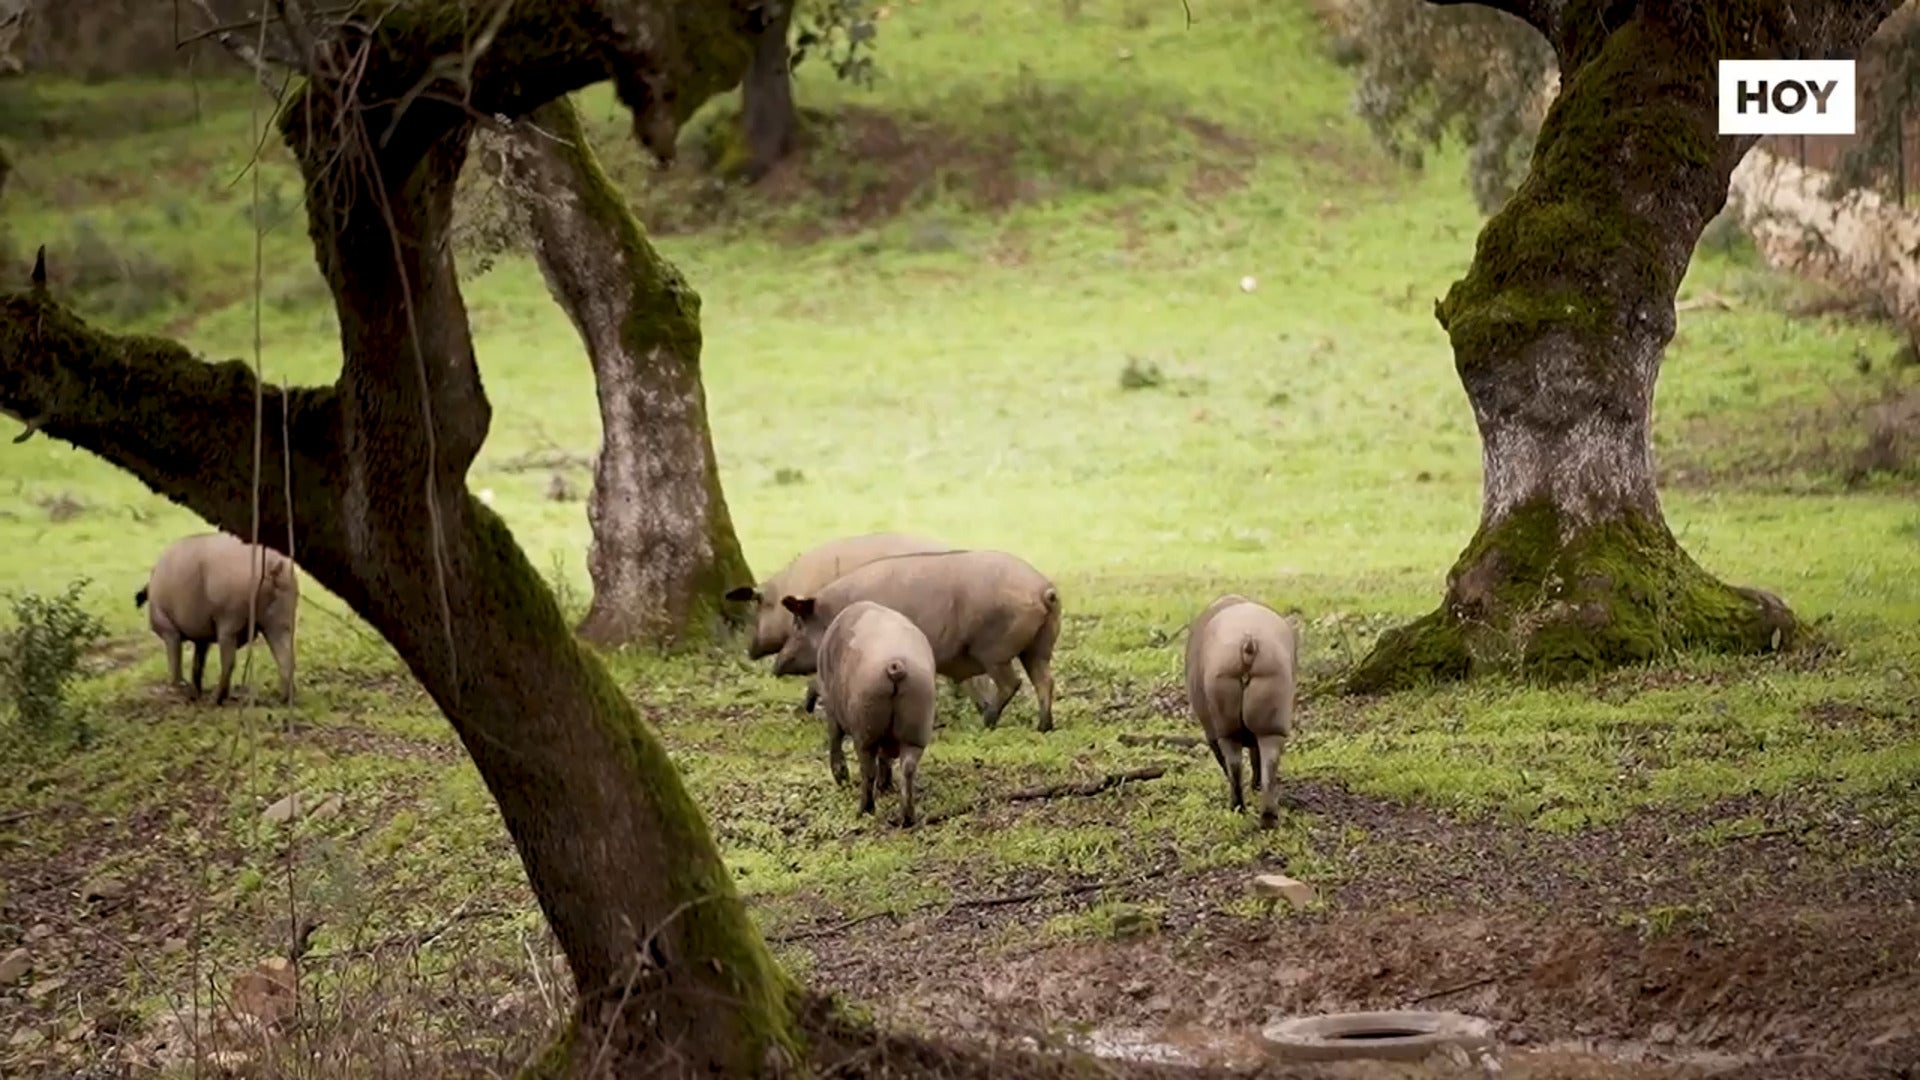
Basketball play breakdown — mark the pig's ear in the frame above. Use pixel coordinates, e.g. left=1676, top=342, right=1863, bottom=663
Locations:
left=780, top=595, right=815, bottom=619
left=724, top=585, right=758, bottom=604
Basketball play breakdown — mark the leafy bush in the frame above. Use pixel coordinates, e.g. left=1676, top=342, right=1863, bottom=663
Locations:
left=1, top=577, right=107, bottom=749
left=793, top=0, right=881, bottom=89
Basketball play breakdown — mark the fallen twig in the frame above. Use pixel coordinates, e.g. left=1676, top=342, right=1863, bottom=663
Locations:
left=944, top=880, right=1115, bottom=910
left=1006, top=766, right=1166, bottom=801
left=305, top=896, right=520, bottom=962
left=774, top=874, right=1164, bottom=943
left=1116, top=733, right=1204, bottom=750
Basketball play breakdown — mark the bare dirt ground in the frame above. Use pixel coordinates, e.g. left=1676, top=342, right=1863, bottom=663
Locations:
left=787, top=776, right=1920, bottom=1078
left=7, top=639, right=1920, bottom=1080
left=5, top=725, right=1918, bottom=1078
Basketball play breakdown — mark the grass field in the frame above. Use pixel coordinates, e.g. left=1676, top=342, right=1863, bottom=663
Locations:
left=2, top=0, right=1918, bottom=1075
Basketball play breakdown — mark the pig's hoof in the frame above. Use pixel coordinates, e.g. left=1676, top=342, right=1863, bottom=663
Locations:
left=1258, top=810, right=1279, bottom=830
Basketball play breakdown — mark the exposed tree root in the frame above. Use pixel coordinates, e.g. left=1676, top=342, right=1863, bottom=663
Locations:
left=1347, top=502, right=1799, bottom=694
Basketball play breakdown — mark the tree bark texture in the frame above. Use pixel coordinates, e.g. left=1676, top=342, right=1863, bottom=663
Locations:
left=739, top=0, right=801, bottom=181
left=1, top=2, right=798, bottom=1074
left=492, top=97, right=754, bottom=648
left=1349, top=0, right=1899, bottom=693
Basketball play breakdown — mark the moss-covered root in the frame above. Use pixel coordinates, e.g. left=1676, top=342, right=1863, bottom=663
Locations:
left=1345, top=500, right=1800, bottom=694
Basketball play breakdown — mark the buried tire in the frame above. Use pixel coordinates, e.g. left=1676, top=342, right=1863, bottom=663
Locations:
left=1261, top=1010, right=1496, bottom=1064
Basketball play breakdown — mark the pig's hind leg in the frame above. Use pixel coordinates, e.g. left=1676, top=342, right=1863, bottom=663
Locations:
left=188, top=640, right=209, bottom=700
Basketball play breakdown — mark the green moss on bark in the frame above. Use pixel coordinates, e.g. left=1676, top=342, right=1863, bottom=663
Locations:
left=469, top=507, right=799, bottom=1073
left=532, top=97, right=753, bottom=645
left=1346, top=499, right=1798, bottom=694
left=1436, top=20, right=1715, bottom=369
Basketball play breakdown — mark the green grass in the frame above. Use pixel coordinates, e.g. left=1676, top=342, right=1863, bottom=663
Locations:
left=1, top=0, right=1918, bottom=1058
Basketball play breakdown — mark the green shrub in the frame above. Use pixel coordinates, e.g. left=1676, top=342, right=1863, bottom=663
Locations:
left=1, top=577, right=107, bottom=749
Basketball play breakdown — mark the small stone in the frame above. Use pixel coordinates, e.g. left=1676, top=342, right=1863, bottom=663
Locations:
left=1650, top=1021, right=1679, bottom=1044
left=206, top=1049, right=251, bottom=1073
left=1240, top=275, right=1258, bottom=293
left=262, top=793, right=306, bottom=824
left=82, top=876, right=125, bottom=902
left=26, top=976, right=67, bottom=1001
left=491, top=990, right=536, bottom=1019
left=162, top=937, right=188, bottom=955
left=0, top=947, right=30, bottom=984
left=1252, top=873, right=1316, bottom=908
left=9, top=1028, right=43, bottom=1048
left=309, top=794, right=343, bottom=821
left=24, top=923, right=52, bottom=943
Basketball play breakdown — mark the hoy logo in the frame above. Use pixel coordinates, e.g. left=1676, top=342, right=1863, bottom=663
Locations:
left=1718, top=59, right=1855, bottom=136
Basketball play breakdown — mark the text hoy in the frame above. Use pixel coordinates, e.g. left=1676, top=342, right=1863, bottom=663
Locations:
left=1716, top=59, right=1856, bottom=136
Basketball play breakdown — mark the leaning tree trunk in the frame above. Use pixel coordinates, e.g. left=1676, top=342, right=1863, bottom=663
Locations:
left=493, top=96, right=754, bottom=648
left=1348, top=2, right=1897, bottom=693
left=739, top=0, right=801, bottom=181
left=1, top=3, right=797, bottom=1074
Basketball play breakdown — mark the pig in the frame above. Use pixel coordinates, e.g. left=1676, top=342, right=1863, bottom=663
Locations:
left=724, top=532, right=953, bottom=660
left=135, top=532, right=299, bottom=705
left=722, top=531, right=993, bottom=713
left=812, top=600, right=937, bottom=826
left=774, top=548, right=1061, bottom=732
left=1184, top=594, right=1300, bottom=828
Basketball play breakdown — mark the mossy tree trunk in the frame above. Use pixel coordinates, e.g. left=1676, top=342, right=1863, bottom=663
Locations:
left=739, top=0, right=801, bottom=181
left=0, top=2, right=800, bottom=1074
left=1350, top=0, right=1900, bottom=693
left=494, top=96, right=754, bottom=648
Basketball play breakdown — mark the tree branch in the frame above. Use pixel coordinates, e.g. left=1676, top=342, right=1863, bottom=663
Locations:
left=0, top=287, right=346, bottom=568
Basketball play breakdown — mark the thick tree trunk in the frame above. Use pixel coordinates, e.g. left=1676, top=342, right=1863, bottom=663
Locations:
left=1348, top=5, right=1896, bottom=693
left=2, top=3, right=797, bottom=1074
left=493, top=96, right=753, bottom=648
left=739, top=0, right=801, bottom=181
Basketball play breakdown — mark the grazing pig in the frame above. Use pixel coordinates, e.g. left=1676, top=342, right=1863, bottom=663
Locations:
left=813, top=600, right=937, bottom=826
left=1184, top=594, right=1300, bottom=827
left=136, top=532, right=299, bottom=705
left=724, top=532, right=953, bottom=660
left=774, top=549, right=1061, bottom=732
left=723, top=531, right=993, bottom=713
